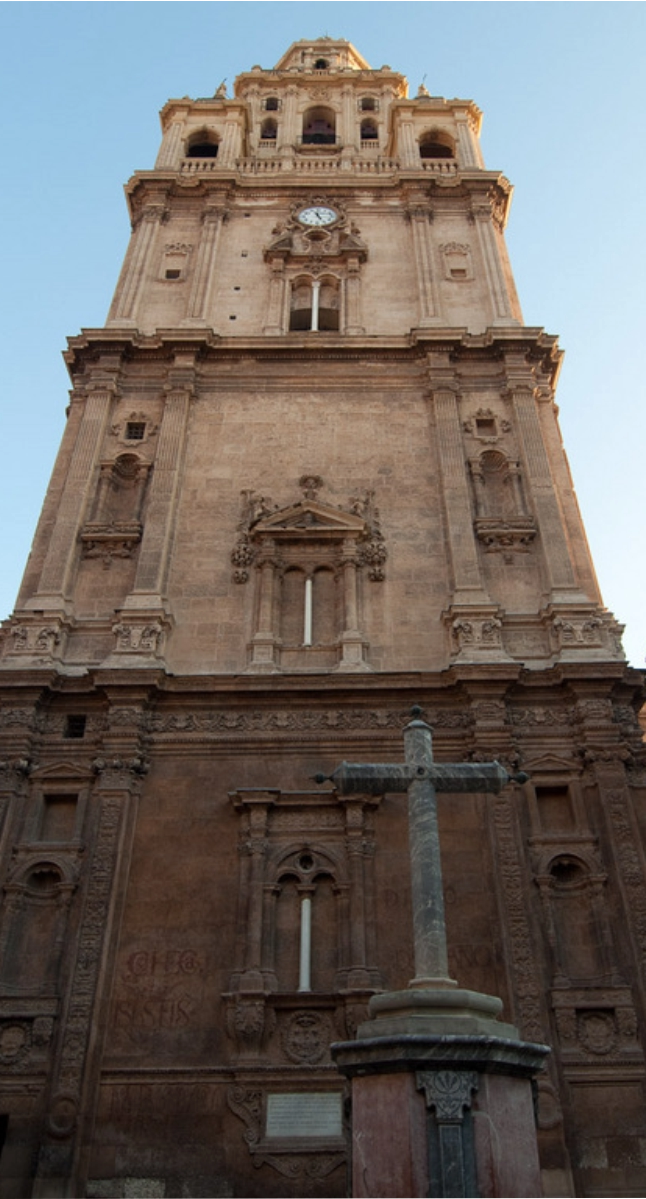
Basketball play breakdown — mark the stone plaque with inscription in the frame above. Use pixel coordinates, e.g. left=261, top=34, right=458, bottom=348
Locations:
left=265, top=1091, right=342, bottom=1139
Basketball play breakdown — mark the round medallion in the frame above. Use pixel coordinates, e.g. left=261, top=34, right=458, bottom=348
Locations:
left=297, top=206, right=338, bottom=228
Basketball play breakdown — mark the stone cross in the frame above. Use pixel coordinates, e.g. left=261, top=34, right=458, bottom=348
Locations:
left=316, top=707, right=527, bottom=989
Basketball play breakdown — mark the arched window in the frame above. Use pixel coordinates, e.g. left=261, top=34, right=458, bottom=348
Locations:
left=280, top=565, right=338, bottom=647
left=360, top=97, right=376, bottom=112
left=302, top=106, right=336, bottom=145
left=260, top=118, right=277, bottom=140
left=360, top=119, right=378, bottom=141
left=274, top=859, right=338, bottom=994
left=289, top=276, right=340, bottom=332
left=314, top=58, right=329, bottom=70
left=186, top=130, right=219, bottom=159
left=419, top=130, right=455, bottom=159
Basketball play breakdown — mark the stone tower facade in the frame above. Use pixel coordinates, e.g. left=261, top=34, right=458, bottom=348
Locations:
left=0, top=38, right=644, bottom=1198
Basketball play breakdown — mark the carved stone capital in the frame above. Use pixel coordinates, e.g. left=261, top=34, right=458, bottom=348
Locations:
left=416, top=1069, right=478, bottom=1120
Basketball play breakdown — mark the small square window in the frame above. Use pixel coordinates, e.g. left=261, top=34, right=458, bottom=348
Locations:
left=64, top=714, right=86, bottom=739
left=450, top=268, right=467, bottom=280
left=165, top=268, right=181, bottom=280
left=126, top=422, right=146, bottom=440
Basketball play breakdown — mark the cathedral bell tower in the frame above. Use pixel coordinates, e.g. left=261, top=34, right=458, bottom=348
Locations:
left=0, top=38, right=644, bottom=1199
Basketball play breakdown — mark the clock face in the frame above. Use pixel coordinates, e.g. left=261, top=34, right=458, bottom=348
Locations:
left=298, top=206, right=338, bottom=228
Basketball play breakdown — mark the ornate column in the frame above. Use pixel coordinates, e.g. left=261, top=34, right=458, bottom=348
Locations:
left=297, top=886, right=314, bottom=992
left=261, top=883, right=279, bottom=988
left=154, top=119, right=184, bottom=170
left=226, top=792, right=276, bottom=1062
left=33, top=751, right=145, bottom=1196
left=470, top=194, right=516, bottom=325
left=408, top=206, right=442, bottom=325
left=593, top=756, right=646, bottom=995
left=398, top=118, right=418, bottom=167
left=507, top=380, right=579, bottom=598
left=243, top=802, right=271, bottom=989
left=27, top=374, right=117, bottom=616
left=345, top=256, right=365, bottom=334
left=454, top=108, right=481, bottom=168
left=341, top=798, right=381, bottom=990
left=219, top=116, right=240, bottom=167
left=263, top=259, right=286, bottom=334
left=340, top=85, right=355, bottom=165
left=184, top=204, right=226, bottom=324
left=279, top=86, right=298, bottom=164
left=249, top=546, right=279, bottom=671
left=310, top=279, right=320, bottom=331
left=338, top=540, right=368, bottom=671
left=109, top=202, right=167, bottom=326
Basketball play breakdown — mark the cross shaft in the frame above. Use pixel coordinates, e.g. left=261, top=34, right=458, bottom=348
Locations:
left=318, top=710, right=526, bottom=988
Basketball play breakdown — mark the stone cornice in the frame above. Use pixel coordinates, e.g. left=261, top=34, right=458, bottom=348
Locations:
left=1, top=661, right=639, bottom=706
left=159, top=97, right=247, bottom=133
left=64, top=326, right=563, bottom=384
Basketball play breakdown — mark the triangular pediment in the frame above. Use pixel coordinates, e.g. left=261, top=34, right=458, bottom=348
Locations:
left=30, top=761, right=93, bottom=782
left=253, top=499, right=367, bottom=538
left=521, top=752, right=577, bottom=775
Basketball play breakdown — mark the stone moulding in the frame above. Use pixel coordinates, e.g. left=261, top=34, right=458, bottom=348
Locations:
left=474, top=515, right=537, bottom=552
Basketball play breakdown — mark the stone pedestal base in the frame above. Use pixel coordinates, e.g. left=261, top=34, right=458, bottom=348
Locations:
left=331, top=988, right=549, bottom=1198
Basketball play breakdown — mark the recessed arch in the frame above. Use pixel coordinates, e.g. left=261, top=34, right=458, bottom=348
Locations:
left=302, top=106, right=336, bottom=145
left=260, top=117, right=277, bottom=140
left=185, top=129, right=220, bottom=159
left=360, top=118, right=378, bottom=141
left=419, top=129, right=455, bottom=159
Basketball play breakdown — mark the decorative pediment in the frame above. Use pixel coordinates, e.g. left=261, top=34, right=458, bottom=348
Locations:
left=29, top=761, right=93, bottom=783
left=253, top=499, right=367, bottom=539
left=520, top=752, right=577, bottom=776
left=231, top=482, right=387, bottom=586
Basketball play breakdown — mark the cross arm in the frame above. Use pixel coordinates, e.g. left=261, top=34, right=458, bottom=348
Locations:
left=316, top=761, right=528, bottom=797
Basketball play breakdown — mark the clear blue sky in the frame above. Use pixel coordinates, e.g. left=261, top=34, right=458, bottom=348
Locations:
left=1, top=2, right=644, bottom=665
